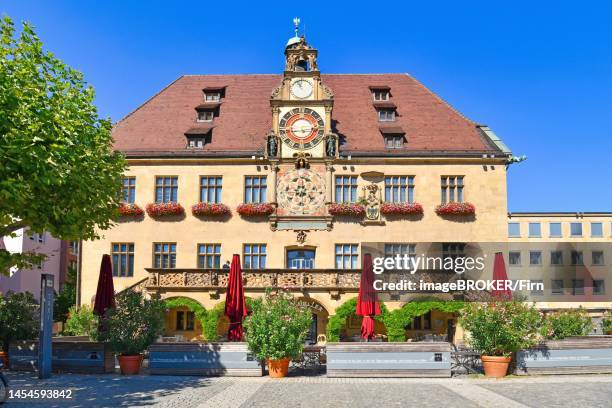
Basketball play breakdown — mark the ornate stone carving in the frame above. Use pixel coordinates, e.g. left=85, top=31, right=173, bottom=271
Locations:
left=322, top=84, right=334, bottom=99
left=271, top=86, right=281, bottom=99
left=277, top=168, right=326, bottom=215
left=296, top=230, right=307, bottom=244
left=363, top=184, right=381, bottom=220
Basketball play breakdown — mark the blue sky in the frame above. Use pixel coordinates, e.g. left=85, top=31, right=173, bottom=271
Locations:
left=3, top=1, right=611, bottom=211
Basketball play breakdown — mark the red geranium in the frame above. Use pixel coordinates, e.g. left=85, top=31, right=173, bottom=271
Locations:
left=146, top=202, right=185, bottom=217
left=117, top=203, right=144, bottom=217
left=435, top=202, right=476, bottom=216
left=236, top=203, right=275, bottom=216
left=192, top=202, right=231, bottom=216
left=380, top=202, right=424, bottom=215
left=328, top=203, right=366, bottom=216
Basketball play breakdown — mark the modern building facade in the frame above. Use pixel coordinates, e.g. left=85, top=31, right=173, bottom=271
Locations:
left=79, top=30, right=611, bottom=341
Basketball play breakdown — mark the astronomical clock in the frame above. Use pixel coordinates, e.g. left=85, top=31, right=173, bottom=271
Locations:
left=267, top=20, right=337, bottom=228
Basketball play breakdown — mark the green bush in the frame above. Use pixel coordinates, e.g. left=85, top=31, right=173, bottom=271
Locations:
left=64, top=305, right=99, bottom=340
left=244, top=291, right=311, bottom=361
left=603, top=311, right=612, bottom=334
left=325, top=297, right=388, bottom=342
left=543, top=308, right=593, bottom=340
left=0, top=291, right=39, bottom=351
left=102, top=290, right=165, bottom=355
left=460, top=301, right=542, bottom=356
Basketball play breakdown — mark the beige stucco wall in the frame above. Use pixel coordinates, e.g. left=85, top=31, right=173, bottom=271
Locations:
left=80, top=159, right=508, bottom=306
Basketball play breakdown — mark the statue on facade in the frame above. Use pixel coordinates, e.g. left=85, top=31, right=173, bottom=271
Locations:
left=325, top=134, right=337, bottom=157
left=267, top=134, right=278, bottom=157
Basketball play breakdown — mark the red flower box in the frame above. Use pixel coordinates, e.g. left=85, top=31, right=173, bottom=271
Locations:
left=380, top=202, right=424, bottom=215
left=117, top=203, right=144, bottom=217
left=146, top=202, right=185, bottom=217
left=191, top=202, right=231, bottom=216
left=435, top=202, right=476, bottom=216
left=236, top=203, right=275, bottom=216
left=328, top=203, right=366, bottom=216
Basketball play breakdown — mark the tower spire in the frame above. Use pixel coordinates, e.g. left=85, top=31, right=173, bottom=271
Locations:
left=293, top=17, right=301, bottom=38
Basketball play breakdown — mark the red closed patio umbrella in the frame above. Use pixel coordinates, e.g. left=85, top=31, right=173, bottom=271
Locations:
left=225, top=254, right=248, bottom=341
left=492, top=252, right=512, bottom=300
left=93, top=254, right=116, bottom=321
left=356, top=253, right=381, bottom=341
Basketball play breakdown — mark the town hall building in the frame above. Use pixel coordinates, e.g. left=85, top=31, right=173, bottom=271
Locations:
left=79, top=24, right=612, bottom=342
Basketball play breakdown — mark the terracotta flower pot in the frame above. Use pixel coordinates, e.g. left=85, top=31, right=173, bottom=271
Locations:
left=481, top=355, right=511, bottom=378
left=607, top=331, right=612, bottom=336
left=268, top=358, right=290, bottom=378
left=118, top=354, right=143, bottom=375
left=0, top=351, right=8, bottom=369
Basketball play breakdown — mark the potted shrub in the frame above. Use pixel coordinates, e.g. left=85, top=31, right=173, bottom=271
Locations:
left=542, top=308, right=593, bottom=339
left=236, top=203, right=275, bottom=216
left=459, top=301, right=542, bottom=378
left=244, top=291, right=311, bottom=378
left=0, top=292, right=39, bottom=368
left=603, top=311, right=612, bottom=335
left=101, top=290, right=165, bottom=375
left=64, top=305, right=100, bottom=340
left=328, top=203, right=366, bottom=217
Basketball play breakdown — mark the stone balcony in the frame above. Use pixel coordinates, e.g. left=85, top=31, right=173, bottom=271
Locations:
left=144, top=268, right=460, bottom=298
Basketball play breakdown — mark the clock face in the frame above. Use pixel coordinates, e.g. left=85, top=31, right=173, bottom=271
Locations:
left=290, top=79, right=313, bottom=99
left=279, top=108, right=325, bottom=149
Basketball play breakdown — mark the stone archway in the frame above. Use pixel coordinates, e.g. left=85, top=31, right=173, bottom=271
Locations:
left=162, top=296, right=207, bottom=341
left=295, top=296, right=330, bottom=343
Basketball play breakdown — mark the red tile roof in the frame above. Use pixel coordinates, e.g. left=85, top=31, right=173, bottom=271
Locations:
left=112, top=74, right=502, bottom=156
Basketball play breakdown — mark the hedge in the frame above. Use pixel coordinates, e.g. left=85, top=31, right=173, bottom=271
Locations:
left=326, top=296, right=465, bottom=342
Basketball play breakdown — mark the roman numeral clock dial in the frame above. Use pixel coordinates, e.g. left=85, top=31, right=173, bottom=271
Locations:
left=279, top=108, right=325, bottom=149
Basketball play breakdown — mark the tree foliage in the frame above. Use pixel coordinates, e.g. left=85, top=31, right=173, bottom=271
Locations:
left=0, top=16, right=126, bottom=274
left=543, top=308, right=593, bottom=340
left=0, top=291, right=39, bottom=351
left=64, top=304, right=99, bottom=341
left=54, top=263, right=77, bottom=323
left=101, top=290, right=165, bottom=355
left=244, top=291, right=311, bottom=361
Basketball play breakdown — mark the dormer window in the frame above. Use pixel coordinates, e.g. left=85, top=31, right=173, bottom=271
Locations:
left=187, top=136, right=207, bottom=148
left=197, top=110, right=214, bottom=122
left=205, top=92, right=221, bottom=102
left=378, top=109, right=395, bottom=122
left=385, top=135, right=404, bottom=149
left=373, top=90, right=390, bottom=101
left=203, top=87, right=226, bottom=102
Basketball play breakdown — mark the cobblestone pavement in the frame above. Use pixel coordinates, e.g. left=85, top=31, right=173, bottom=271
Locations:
left=2, top=371, right=611, bottom=408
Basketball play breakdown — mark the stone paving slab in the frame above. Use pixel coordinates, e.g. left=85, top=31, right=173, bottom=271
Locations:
left=2, top=371, right=611, bottom=408
left=478, top=381, right=611, bottom=408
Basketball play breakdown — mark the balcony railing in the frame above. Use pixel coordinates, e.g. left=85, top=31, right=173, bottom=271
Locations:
left=145, top=268, right=361, bottom=291
left=144, top=268, right=458, bottom=292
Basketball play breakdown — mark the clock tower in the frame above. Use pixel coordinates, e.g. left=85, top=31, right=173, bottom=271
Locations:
left=269, top=18, right=336, bottom=160
left=267, top=19, right=337, bottom=230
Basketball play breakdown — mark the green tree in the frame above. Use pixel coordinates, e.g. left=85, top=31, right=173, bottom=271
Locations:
left=0, top=291, right=39, bottom=352
left=64, top=305, right=99, bottom=341
left=0, top=16, right=126, bottom=274
left=54, top=263, right=77, bottom=324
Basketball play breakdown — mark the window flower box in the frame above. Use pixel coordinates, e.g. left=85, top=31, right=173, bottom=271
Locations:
left=117, top=203, right=144, bottom=217
left=328, top=203, right=366, bottom=217
left=380, top=202, right=424, bottom=216
left=146, top=202, right=185, bottom=217
left=435, top=202, right=475, bottom=216
left=191, top=202, right=231, bottom=216
left=236, top=203, right=275, bottom=217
